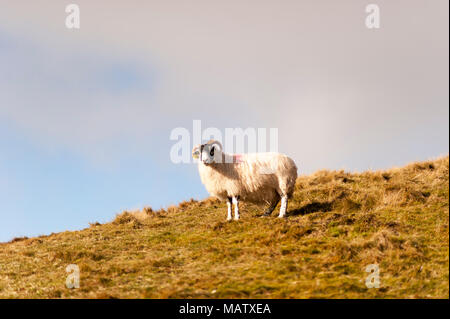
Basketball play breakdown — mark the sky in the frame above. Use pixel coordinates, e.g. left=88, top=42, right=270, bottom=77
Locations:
left=0, top=0, right=448, bottom=242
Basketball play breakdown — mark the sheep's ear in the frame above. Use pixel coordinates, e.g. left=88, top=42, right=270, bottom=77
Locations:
left=192, top=144, right=201, bottom=159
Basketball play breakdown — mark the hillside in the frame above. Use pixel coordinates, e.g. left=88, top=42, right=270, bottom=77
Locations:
left=0, top=157, right=448, bottom=299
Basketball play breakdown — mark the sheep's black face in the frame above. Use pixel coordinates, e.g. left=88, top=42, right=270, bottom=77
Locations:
left=201, top=143, right=221, bottom=165
left=201, top=145, right=214, bottom=165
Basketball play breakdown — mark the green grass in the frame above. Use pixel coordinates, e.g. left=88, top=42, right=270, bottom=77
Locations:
left=0, top=157, right=448, bottom=298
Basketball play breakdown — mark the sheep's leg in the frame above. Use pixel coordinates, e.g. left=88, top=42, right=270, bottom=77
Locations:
left=262, top=198, right=280, bottom=217
left=232, top=196, right=240, bottom=220
left=278, top=195, right=288, bottom=218
left=227, top=197, right=233, bottom=221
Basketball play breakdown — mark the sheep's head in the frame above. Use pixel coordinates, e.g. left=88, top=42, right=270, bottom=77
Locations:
left=192, top=140, right=223, bottom=165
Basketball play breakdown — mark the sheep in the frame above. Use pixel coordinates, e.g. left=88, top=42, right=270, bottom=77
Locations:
left=192, top=140, right=298, bottom=220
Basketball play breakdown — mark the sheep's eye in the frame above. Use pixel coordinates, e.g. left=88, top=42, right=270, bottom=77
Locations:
left=210, top=147, right=215, bottom=156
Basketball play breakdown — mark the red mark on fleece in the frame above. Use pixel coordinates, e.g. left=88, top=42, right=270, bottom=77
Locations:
left=233, top=154, right=244, bottom=163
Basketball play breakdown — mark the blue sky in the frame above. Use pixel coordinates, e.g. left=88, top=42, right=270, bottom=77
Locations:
left=0, top=1, right=448, bottom=242
left=0, top=115, right=206, bottom=241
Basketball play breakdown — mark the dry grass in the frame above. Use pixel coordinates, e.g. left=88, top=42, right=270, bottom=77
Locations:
left=0, top=157, right=448, bottom=299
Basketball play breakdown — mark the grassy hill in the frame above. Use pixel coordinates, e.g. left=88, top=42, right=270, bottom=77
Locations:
left=0, top=157, right=448, bottom=299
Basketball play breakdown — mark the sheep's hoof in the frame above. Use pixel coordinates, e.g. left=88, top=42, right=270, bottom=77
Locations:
left=278, top=215, right=287, bottom=219
left=234, top=217, right=240, bottom=221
